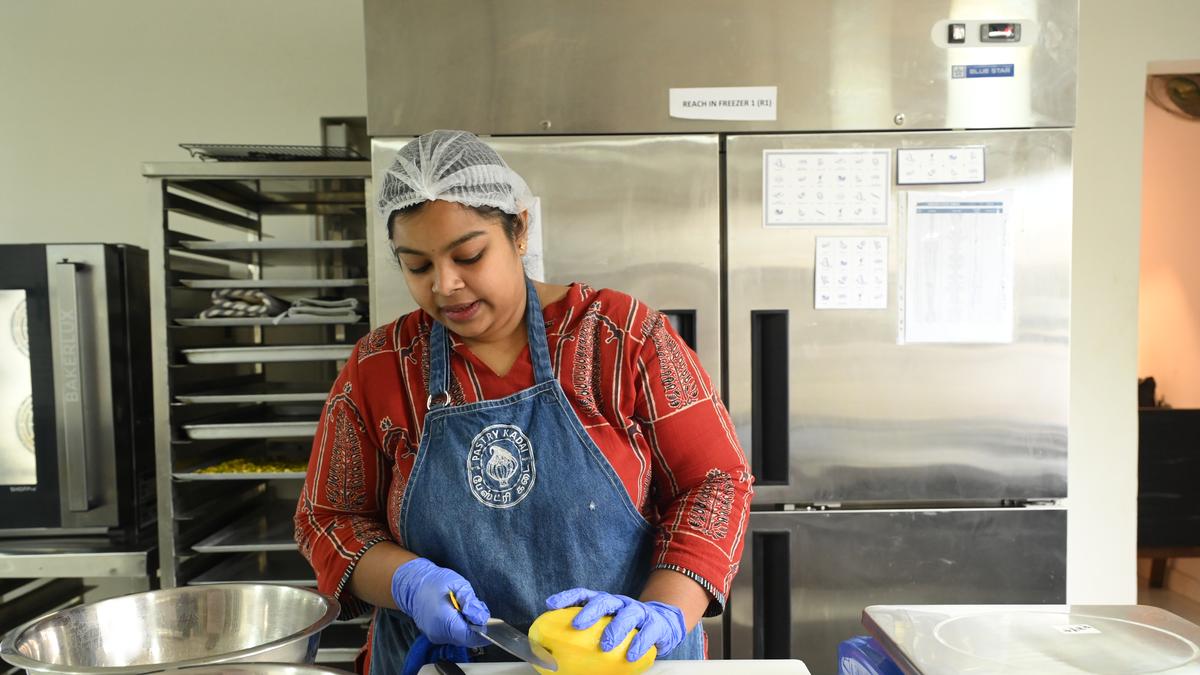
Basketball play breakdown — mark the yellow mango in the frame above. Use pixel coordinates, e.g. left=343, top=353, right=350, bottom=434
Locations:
left=528, top=607, right=657, bottom=675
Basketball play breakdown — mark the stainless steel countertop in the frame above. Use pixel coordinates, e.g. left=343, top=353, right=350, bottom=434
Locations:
left=864, top=604, right=1200, bottom=674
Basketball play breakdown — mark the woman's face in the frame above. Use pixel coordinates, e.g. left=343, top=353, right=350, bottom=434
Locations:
left=391, top=200, right=527, bottom=344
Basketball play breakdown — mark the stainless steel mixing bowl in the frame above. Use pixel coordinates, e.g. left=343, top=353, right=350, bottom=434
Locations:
left=0, top=583, right=339, bottom=675
left=147, top=665, right=353, bottom=675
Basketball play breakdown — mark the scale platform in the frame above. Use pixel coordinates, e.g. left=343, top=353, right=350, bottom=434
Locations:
left=863, top=604, right=1200, bottom=674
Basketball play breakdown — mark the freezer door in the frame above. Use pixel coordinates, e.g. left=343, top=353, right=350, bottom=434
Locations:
left=727, top=508, right=1066, bottom=675
left=364, top=0, right=1077, bottom=135
left=726, top=130, right=1071, bottom=504
left=371, top=135, right=723, bottom=388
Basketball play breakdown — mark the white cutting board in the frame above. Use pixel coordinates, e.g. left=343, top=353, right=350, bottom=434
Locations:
left=417, top=660, right=811, bottom=674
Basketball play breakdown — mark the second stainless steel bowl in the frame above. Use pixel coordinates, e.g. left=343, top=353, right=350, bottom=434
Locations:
left=0, top=583, right=339, bottom=675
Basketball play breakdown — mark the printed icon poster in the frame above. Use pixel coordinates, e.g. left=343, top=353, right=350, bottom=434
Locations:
left=815, top=236, right=888, bottom=310
left=764, top=149, right=890, bottom=227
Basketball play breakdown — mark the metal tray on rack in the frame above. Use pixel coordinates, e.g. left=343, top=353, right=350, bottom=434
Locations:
left=188, top=551, right=316, bottom=586
left=192, top=503, right=300, bottom=553
left=180, top=240, right=365, bottom=251
left=179, top=278, right=367, bottom=289
left=173, top=469, right=306, bottom=481
left=181, top=344, right=353, bottom=364
left=314, top=647, right=363, bottom=665
left=176, top=383, right=330, bottom=405
left=182, top=419, right=318, bottom=440
left=179, top=143, right=364, bottom=162
left=175, top=315, right=361, bottom=327
left=173, top=457, right=307, bottom=482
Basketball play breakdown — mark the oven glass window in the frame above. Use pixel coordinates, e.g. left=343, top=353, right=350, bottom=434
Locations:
left=1, top=290, right=36, bottom=486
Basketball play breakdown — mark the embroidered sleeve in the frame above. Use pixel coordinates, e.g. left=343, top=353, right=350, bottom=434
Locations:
left=634, top=311, right=754, bottom=616
left=295, top=334, right=395, bottom=619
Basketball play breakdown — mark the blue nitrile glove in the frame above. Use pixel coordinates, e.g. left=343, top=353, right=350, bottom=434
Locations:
left=545, top=588, right=687, bottom=661
left=391, top=557, right=491, bottom=648
left=401, top=634, right=470, bottom=675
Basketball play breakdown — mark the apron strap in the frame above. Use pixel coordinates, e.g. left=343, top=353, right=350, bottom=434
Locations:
left=428, top=320, right=452, bottom=410
left=427, top=276, right=554, bottom=408
left=524, top=276, right=555, bottom=385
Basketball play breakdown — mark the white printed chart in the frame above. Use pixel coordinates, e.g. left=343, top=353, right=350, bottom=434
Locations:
left=815, top=236, right=888, bottom=310
left=764, top=149, right=890, bottom=227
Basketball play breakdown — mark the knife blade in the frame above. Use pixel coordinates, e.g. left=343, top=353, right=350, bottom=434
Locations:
left=449, top=591, right=559, bottom=671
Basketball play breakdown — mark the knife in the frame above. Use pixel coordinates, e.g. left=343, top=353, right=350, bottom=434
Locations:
left=449, top=591, right=559, bottom=671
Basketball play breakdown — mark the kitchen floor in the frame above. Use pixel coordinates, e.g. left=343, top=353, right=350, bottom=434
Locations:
left=1138, top=584, right=1200, bottom=625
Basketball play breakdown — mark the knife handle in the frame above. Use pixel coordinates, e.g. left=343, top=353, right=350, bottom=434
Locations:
left=448, top=590, right=462, bottom=612
left=435, top=660, right=467, bottom=675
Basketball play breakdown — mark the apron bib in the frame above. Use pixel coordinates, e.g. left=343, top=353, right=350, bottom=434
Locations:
left=370, top=278, right=704, bottom=672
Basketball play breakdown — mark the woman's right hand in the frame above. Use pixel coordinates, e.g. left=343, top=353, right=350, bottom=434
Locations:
left=390, top=557, right=492, bottom=647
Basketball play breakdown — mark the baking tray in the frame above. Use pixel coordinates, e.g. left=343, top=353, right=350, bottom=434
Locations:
left=173, top=456, right=307, bottom=481
left=175, top=315, right=361, bottom=327
left=192, top=503, right=300, bottom=553
left=187, top=551, right=316, bottom=586
left=181, top=344, right=352, bottom=364
left=180, top=240, right=365, bottom=251
left=182, top=419, right=317, bottom=440
left=179, top=278, right=367, bottom=289
left=175, top=383, right=329, bottom=405
left=173, top=468, right=306, bottom=481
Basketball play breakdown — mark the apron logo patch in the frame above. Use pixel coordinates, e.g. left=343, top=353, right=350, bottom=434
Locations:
left=467, top=424, right=536, bottom=508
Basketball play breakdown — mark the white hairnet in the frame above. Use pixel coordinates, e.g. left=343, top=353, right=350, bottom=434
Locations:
left=377, top=130, right=536, bottom=222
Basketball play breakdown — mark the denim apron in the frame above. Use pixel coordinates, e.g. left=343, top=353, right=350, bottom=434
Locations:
left=369, top=278, right=704, bottom=673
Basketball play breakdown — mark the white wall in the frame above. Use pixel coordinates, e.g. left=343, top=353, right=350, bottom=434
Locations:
left=0, top=0, right=366, bottom=248
left=1070, top=0, right=1200, bottom=603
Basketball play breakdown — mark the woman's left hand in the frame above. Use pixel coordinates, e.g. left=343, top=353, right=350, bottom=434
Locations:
left=545, top=588, right=687, bottom=661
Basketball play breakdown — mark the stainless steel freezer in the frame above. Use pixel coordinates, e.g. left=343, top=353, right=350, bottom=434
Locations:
left=363, top=1, right=1078, bottom=672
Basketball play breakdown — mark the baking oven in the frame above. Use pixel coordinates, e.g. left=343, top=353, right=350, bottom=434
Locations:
left=0, top=244, right=155, bottom=543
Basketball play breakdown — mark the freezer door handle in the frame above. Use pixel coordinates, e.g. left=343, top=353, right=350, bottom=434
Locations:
left=53, top=260, right=94, bottom=512
left=751, top=310, right=789, bottom=484
left=752, top=530, right=793, bottom=658
left=661, top=309, right=697, bottom=351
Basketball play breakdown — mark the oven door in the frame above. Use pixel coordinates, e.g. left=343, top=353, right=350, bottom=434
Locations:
left=0, top=244, right=144, bottom=535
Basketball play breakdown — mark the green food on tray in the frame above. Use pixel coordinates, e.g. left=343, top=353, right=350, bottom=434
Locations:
left=195, top=458, right=308, bottom=474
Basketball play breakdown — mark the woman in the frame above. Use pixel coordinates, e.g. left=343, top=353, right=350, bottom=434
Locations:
left=295, top=130, right=753, bottom=674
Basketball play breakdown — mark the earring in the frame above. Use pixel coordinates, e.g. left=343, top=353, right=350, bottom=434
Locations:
left=519, top=243, right=527, bottom=254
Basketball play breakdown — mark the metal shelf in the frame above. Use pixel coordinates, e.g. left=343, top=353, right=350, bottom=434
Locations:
left=0, top=539, right=153, bottom=579
left=167, top=245, right=366, bottom=266
left=192, top=503, right=300, bottom=553
left=314, top=647, right=361, bottom=665
left=174, top=315, right=362, bottom=327
left=175, top=383, right=330, bottom=405
left=143, top=160, right=370, bottom=180
left=179, top=278, right=367, bottom=289
left=165, top=192, right=259, bottom=233
left=148, top=163, right=369, bottom=589
left=182, top=418, right=317, bottom=440
left=181, top=344, right=352, bottom=364
left=180, top=240, right=365, bottom=252
left=188, top=551, right=316, bottom=586
left=174, top=468, right=306, bottom=482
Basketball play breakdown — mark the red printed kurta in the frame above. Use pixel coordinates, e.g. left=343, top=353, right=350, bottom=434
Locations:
left=295, top=283, right=754, bottom=621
